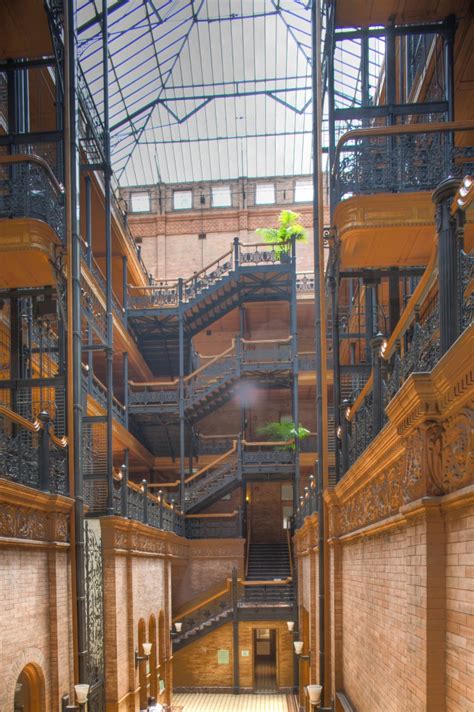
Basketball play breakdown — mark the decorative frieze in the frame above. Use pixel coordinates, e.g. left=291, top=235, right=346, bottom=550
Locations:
left=0, top=481, right=71, bottom=544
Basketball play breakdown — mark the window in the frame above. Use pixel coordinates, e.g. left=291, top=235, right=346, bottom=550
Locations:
left=294, top=179, right=313, bottom=202
left=173, top=190, right=192, bottom=210
left=212, top=185, right=232, bottom=207
left=255, top=183, right=275, bottom=205
left=130, top=192, right=150, bottom=212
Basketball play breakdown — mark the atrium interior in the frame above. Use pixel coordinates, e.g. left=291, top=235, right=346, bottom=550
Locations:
left=0, top=1, right=473, bottom=711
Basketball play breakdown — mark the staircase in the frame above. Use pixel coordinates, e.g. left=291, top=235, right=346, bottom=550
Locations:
left=247, top=543, right=291, bottom=581
left=185, top=452, right=239, bottom=513
left=127, top=241, right=293, bottom=376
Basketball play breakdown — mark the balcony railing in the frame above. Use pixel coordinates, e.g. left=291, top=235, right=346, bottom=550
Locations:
left=340, top=239, right=473, bottom=472
left=333, top=121, right=474, bottom=202
left=128, top=239, right=294, bottom=310
left=0, top=154, right=65, bottom=241
left=0, top=404, right=68, bottom=495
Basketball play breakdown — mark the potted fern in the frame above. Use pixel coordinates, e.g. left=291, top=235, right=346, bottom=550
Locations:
left=256, top=421, right=310, bottom=452
left=256, top=209, right=308, bottom=262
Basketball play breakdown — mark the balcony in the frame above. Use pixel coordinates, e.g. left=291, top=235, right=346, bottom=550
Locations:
left=0, top=154, right=64, bottom=288
left=332, top=121, right=474, bottom=268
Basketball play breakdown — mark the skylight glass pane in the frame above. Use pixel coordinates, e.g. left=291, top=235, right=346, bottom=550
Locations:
left=212, top=186, right=232, bottom=207
left=255, top=183, right=275, bottom=205
left=173, top=190, right=193, bottom=210
left=295, top=180, right=313, bottom=202
left=130, top=192, right=150, bottom=212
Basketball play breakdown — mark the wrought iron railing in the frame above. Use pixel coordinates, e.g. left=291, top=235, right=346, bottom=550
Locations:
left=0, top=154, right=65, bottom=241
left=81, top=368, right=127, bottom=426
left=0, top=404, right=68, bottom=495
left=340, top=228, right=473, bottom=473
left=185, top=510, right=242, bottom=539
left=128, top=337, right=293, bottom=413
left=128, top=238, right=294, bottom=310
left=333, top=121, right=474, bottom=202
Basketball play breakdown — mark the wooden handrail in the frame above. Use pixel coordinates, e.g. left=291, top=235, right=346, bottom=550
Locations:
left=183, top=249, right=233, bottom=286
left=240, top=336, right=292, bottom=345
left=148, top=443, right=237, bottom=489
left=240, top=241, right=281, bottom=249
left=198, top=432, right=240, bottom=440
left=183, top=340, right=235, bottom=382
left=128, top=279, right=178, bottom=290
left=0, top=404, right=68, bottom=447
left=185, top=510, right=238, bottom=519
left=172, top=579, right=232, bottom=622
left=81, top=363, right=126, bottom=411
left=0, top=404, right=41, bottom=433
left=0, top=154, right=64, bottom=194
left=333, top=120, right=474, bottom=177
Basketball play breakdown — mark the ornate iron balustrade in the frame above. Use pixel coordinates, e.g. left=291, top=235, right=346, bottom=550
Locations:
left=296, top=272, right=315, bottom=294
left=185, top=511, right=242, bottom=539
left=80, top=274, right=107, bottom=344
left=172, top=585, right=233, bottom=651
left=242, top=445, right=295, bottom=470
left=334, top=122, right=474, bottom=202
left=81, top=370, right=126, bottom=426
left=238, top=581, right=295, bottom=606
left=127, top=239, right=294, bottom=310
left=0, top=405, right=68, bottom=495
left=196, top=434, right=237, bottom=456
left=0, top=154, right=65, bottom=241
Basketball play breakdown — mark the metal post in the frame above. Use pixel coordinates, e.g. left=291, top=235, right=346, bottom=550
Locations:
left=231, top=566, right=239, bottom=693
left=311, top=0, right=327, bottom=693
left=339, top=401, right=349, bottom=475
left=433, top=178, right=461, bottom=355
left=122, top=254, right=128, bottom=328
left=120, top=450, right=129, bottom=518
left=364, top=281, right=375, bottom=363
left=65, top=0, right=87, bottom=685
left=38, top=410, right=51, bottom=491
left=444, top=15, right=456, bottom=122
left=329, top=271, right=341, bottom=481
left=371, top=333, right=385, bottom=436
left=102, top=0, right=114, bottom=516
left=142, top=479, right=148, bottom=525
left=178, top=278, right=186, bottom=511
left=85, top=175, right=92, bottom=268
left=290, top=235, right=300, bottom=513
left=123, top=351, right=129, bottom=429
left=388, top=269, right=400, bottom=334
left=233, top=236, right=240, bottom=269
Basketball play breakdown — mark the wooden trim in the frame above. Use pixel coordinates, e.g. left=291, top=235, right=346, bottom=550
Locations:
left=451, top=174, right=474, bottom=214
left=0, top=404, right=41, bottom=433
left=0, top=153, right=63, bottom=194
left=183, top=249, right=233, bottom=285
left=184, top=511, right=238, bottom=519
left=241, top=336, right=292, bottom=345
left=148, top=444, right=237, bottom=489
left=172, top=580, right=232, bottom=621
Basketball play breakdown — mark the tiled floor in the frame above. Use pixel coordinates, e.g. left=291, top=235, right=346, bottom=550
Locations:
left=173, top=692, right=289, bottom=711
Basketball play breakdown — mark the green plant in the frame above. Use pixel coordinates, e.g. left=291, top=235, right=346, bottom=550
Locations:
left=256, top=421, right=310, bottom=451
left=255, top=209, right=308, bottom=259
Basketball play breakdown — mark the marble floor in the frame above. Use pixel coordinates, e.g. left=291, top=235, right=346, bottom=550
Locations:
left=173, top=692, right=290, bottom=711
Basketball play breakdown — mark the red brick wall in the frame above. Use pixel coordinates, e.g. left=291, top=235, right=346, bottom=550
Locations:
left=250, top=482, right=288, bottom=543
left=445, top=502, right=474, bottom=711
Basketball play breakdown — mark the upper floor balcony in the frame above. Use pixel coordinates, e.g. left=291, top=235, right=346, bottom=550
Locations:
left=332, top=121, right=474, bottom=269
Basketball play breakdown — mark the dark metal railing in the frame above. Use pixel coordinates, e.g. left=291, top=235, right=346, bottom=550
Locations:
left=128, top=238, right=294, bottom=310
left=0, top=154, right=65, bottom=241
left=0, top=405, right=68, bottom=495
left=333, top=121, right=474, bottom=202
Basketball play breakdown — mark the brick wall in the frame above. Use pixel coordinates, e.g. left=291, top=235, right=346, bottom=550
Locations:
left=445, top=501, right=474, bottom=711
left=0, top=482, right=74, bottom=712
left=250, top=482, right=288, bottom=543
left=173, top=620, right=294, bottom=691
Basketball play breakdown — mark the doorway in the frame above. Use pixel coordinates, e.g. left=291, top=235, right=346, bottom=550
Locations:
left=253, top=628, right=277, bottom=692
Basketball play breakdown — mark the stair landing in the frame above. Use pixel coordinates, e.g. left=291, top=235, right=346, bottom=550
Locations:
left=172, top=693, right=290, bottom=711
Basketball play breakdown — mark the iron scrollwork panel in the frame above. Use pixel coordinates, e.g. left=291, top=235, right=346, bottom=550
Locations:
left=84, top=521, right=105, bottom=712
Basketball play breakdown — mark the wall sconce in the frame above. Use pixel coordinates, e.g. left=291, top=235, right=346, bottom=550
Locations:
left=135, top=642, right=152, bottom=666
left=286, top=621, right=295, bottom=632
left=61, top=684, right=90, bottom=710
left=171, top=621, right=183, bottom=637
left=294, top=640, right=310, bottom=661
left=305, top=684, right=334, bottom=711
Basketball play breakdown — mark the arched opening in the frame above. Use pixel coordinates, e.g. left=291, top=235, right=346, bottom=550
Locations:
left=138, top=618, right=147, bottom=710
left=148, top=614, right=158, bottom=698
left=13, top=664, right=45, bottom=712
